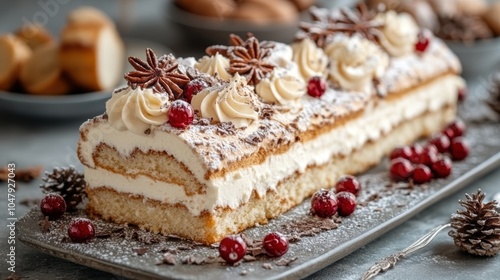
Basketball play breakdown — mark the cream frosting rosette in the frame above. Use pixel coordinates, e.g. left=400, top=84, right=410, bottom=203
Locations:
left=106, top=87, right=170, bottom=134
left=325, top=36, right=389, bottom=93
left=191, top=73, right=259, bottom=128
left=195, top=52, right=232, bottom=81
left=377, top=11, right=419, bottom=57
left=256, top=68, right=305, bottom=106
left=292, top=37, right=329, bottom=81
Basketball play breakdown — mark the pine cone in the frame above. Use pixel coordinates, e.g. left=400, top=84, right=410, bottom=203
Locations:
left=40, top=166, right=87, bottom=210
left=449, top=190, right=500, bottom=256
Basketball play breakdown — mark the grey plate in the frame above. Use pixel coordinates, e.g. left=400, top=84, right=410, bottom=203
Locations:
left=0, top=39, right=170, bottom=120
left=17, top=105, right=500, bottom=279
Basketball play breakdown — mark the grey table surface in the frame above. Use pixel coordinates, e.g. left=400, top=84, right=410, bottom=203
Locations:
left=1, top=1, right=500, bottom=279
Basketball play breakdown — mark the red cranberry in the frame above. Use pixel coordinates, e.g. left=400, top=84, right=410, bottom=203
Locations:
left=40, top=193, right=66, bottom=220
left=450, top=137, right=470, bottom=161
left=389, top=158, right=414, bottom=182
left=335, top=175, right=361, bottom=196
left=262, top=232, right=289, bottom=257
left=310, top=189, right=338, bottom=218
left=183, top=79, right=208, bottom=103
left=336, top=191, right=357, bottom=217
left=457, top=87, right=467, bottom=102
left=389, top=146, right=412, bottom=161
left=307, top=76, right=327, bottom=98
left=408, top=144, right=424, bottom=164
left=168, top=100, right=194, bottom=128
left=431, top=156, right=453, bottom=178
left=218, top=235, right=247, bottom=264
left=428, top=133, right=451, bottom=153
left=418, top=144, right=439, bottom=166
left=412, top=164, right=433, bottom=184
left=67, top=218, right=95, bottom=243
left=415, top=31, right=430, bottom=53
left=443, top=119, right=466, bottom=140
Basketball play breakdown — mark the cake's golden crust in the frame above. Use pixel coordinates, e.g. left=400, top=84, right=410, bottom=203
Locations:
left=86, top=105, right=455, bottom=244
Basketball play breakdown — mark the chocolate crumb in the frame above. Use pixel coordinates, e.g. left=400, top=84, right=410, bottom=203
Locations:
left=275, top=256, right=298, bottom=266
left=240, top=270, right=248, bottom=276
left=133, top=247, right=148, bottom=256
left=0, top=165, right=43, bottom=183
left=144, top=128, right=151, bottom=135
left=243, top=255, right=257, bottom=262
left=38, top=216, right=51, bottom=232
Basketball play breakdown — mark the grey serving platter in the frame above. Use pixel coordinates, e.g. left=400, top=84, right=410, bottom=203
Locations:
left=17, top=102, right=500, bottom=279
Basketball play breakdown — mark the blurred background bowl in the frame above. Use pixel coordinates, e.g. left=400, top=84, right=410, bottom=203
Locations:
left=166, top=2, right=302, bottom=48
left=445, top=37, right=500, bottom=78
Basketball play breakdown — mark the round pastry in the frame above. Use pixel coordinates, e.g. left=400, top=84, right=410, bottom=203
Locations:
left=229, top=0, right=298, bottom=24
left=455, top=0, right=488, bottom=17
left=175, top=0, right=236, bottom=18
left=483, top=1, right=500, bottom=36
left=428, top=0, right=459, bottom=17
left=66, top=6, right=114, bottom=27
left=19, top=43, right=71, bottom=95
left=60, top=7, right=124, bottom=91
left=15, top=24, right=54, bottom=50
left=289, top=0, right=315, bottom=11
left=0, top=34, right=31, bottom=91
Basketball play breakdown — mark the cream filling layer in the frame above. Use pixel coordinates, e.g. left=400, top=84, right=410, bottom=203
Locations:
left=83, top=75, right=463, bottom=216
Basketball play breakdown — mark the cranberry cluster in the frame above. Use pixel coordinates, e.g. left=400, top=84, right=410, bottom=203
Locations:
left=39, top=193, right=95, bottom=243
left=166, top=79, right=210, bottom=129
left=389, top=119, right=469, bottom=184
left=310, top=175, right=361, bottom=218
left=218, top=232, right=289, bottom=264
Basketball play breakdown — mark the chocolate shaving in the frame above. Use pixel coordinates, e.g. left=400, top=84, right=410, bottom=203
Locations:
left=125, top=49, right=190, bottom=100
left=133, top=247, right=149, bottom=256
left=38, top=216, right=51, bottom=232
left=281, top=216, right=340, bottom=238
left=0, top=165, right=43, bottom=183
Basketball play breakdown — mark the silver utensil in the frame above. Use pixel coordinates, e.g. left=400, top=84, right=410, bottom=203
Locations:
left=361, top=223, right=451, bottom=280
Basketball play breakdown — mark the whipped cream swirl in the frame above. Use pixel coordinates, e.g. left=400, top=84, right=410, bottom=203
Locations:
left=292, top=38, right=329, bottom=80
left=377, top=11, right=419, bottom=57
left=256, top=68, right=305, bottom=105
left=106, top=87, right=169, bottom=134
left=325, top=36, right=389, bottom=93
left=191, top=74, right=259, bottom=128
left=195, top=52, right=231, bottom=81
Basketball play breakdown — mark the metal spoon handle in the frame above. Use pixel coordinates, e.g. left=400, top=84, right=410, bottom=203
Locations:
left=361, top=223, right=451, bottom=280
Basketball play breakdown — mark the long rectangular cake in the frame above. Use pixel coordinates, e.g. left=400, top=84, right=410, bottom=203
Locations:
left=78, top=7, right=463, bottom=244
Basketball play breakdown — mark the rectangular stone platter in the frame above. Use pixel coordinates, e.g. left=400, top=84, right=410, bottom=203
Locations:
left=17, top=100, right=500, bottom=280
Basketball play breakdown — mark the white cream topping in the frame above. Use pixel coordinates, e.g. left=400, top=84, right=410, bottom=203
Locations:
left=195, top=53, right=232, bottom=81
left=255, top=68, right=306, bottom=105
left=291, top=38, right=329, bottom=80
left=325, top=36, right=389, bottom=93
left=191, top=74, right=259, bottom=128
left=83, top=75, right=463, bottom=216
left=105, top=87, right=170, bottom=135
left=377, top=11, right=419, bottom=57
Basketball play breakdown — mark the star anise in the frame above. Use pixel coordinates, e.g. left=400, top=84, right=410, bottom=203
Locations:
left=228, top=37, right=275, bottom=85
left=206, top=33, right=275, bottom=58
left=333, top=4, right=383, bottom=42
left=297, top=4, right=383, bottom=47
left=125, top=48, right=190, bottom=100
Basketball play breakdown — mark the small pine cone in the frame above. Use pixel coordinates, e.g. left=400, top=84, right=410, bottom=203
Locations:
left=40, top=166, right=87, bottom=210
left=449, top=190, right=500, bottom=256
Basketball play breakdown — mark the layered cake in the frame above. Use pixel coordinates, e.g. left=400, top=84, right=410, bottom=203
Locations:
left=78, top=6, right=464, bottom=244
